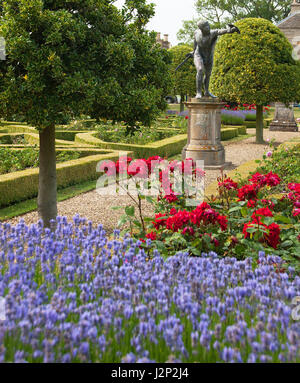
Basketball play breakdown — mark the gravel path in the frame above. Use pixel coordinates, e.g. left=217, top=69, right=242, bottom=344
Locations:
left=6, top=129, right=299, bottom=231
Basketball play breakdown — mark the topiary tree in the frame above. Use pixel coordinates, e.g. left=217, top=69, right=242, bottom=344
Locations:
left=0, top=0, right=171, bottom=226
left=169, top=44, right=196, bottom=112
left=210, top=18, right=300, bottom=143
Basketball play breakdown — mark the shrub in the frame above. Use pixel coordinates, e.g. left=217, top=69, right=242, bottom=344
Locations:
left=0, top=148, right=80, bottom=175
left=95, top=123, right=180, bottom=145
left=254, top=142, right=300, bottom=184
left=100, top=157, right=300, bottom=270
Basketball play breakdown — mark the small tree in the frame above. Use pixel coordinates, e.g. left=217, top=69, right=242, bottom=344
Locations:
left=0, top=0, right=171, bottom=225
left=169, top=45, right=196, bottom=112
left=211, top=18, right=300, bottom=143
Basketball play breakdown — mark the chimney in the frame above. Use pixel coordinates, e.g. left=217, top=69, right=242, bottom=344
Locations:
left=291, top=0, right=300, bottom=14
left=156, top=32, right=161, bottom=41
left=164, top=34, right=168, bottom=42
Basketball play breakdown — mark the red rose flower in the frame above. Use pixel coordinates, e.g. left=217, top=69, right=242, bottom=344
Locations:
left=237, top=183, right=259, bottom=201
left=218, top=177, right=238, bottom=191
left=182, top=227, right=195, bottom=236
left=264, top=223, right=280, bottom=249
left=251, top=207, right=273, bottom=224
left=247, top=199, right=257, bottom=208
left=146, top=231, right=157, bottom=241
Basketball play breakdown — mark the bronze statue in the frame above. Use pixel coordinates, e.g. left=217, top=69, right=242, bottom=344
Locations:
left=176, top=20, right=240, bottom=99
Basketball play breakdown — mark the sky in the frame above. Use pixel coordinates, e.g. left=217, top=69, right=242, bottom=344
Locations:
left=114, top=0, right=197, bottom=46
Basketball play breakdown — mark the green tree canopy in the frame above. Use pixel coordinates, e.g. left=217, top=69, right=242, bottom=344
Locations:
left=177, top=0, right=291, bottom=44
left=210, top=18, right=300, bottom=143
left=169, top=44, right=196, bottom=110
left=0, top=0, right=171, bottom=225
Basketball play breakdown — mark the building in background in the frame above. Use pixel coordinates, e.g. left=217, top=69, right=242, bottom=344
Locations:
left=277, top=0, right=300, bottom=60
left=156, top=33, right=172, bottom=49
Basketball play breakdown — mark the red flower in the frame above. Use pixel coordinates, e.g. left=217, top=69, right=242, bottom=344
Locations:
left=217, top=215, right=228, bottom=231
left=218, top=177, right=238, bottom=191
left=251, top=207, right=273, bottom=224
left=264, top=223, right=280, bottom=249
left=127, top=159, right=148, bottom=178
left=212, top=238, right=220, bottom=247
left=185, top=116, right=189, bottom=120
left=163, top=193, right=179, bottom=203
left=243, top=221, right=280, bottom=249
left=237, top=183, right=259, bottom=201
left=170, top=208, right=177, bottom=215
left=292, top=208, right=300, bottom=217
left=249, top=172, right=281, bottom=187
left=145, top=156, right=164, bottom=172
left=182, top=227, right=195, bottom=236
left=247, top=199, right=257, bottom=208
left=116, top=156, right=133, bottom=174
left=166, top=210, right=191, bottom=232
left=152, top=213, right=167, bottom=229
left=98, top=160, right=116, bottom=176
left=146, top=231, right=157, bottom=241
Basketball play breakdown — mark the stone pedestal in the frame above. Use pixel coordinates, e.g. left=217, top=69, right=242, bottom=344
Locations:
left=182, top=98, right=230, bottom=169
left=270, top=102, right=298, bottom=132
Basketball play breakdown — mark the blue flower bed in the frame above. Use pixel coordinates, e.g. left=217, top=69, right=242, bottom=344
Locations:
left=221, top=110, right=246, bottom=125
left=0, top=216, right=299, bottom=363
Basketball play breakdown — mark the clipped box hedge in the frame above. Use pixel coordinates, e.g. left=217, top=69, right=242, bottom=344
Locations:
left=0, top=151, right=126, bottom=207
left=221, top=125, right=247, bottom=136
left=75, top=132, right=188, bottom=158
left=220, top=128, right=238, bottom=140
left=244, top=120, right=268, bottom=129
left=55, top=130, right=87, bottom=141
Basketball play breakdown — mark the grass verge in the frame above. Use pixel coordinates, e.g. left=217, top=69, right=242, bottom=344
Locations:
left=0, top=179, right=97, bottom=221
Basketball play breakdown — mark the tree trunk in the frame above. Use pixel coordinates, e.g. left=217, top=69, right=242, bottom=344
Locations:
left=38, top=124, right=57, bottom=227
left=256, top=104, right=264, bottom=144
left=180, top=94, right=184, bottom=113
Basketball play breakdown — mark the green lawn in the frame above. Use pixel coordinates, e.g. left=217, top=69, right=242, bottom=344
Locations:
left=0, top=179, right=97, bottom=221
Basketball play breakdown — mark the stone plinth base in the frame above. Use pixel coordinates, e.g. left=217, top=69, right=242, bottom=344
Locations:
left=182, top=97, right=228, bottom=168
left=269, top=121, right=298, bottom=132
left=204, top=162, right=232, bottom=170
left=269, top=102, right=298, bottom=132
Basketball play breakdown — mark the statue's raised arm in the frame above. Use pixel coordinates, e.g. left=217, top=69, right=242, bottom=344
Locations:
left=192, top=20, right=240, bottom=98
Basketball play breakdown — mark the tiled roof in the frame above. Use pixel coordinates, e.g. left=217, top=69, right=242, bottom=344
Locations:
left=277, top=13, right=300, bottom=29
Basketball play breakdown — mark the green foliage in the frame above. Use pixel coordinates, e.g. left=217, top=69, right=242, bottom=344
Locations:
left=96, top=122, right=181, bottom=145
left=221, top=114, right=244, bottom=126
left=169, top=45, right=196, bottom=99
left=0, top=147, right=80, bottom=174
left=0, top=0, right=171, bottom=130
left=211, top=18, right=300, bottom=106
left=255, top=143, right=300, bottom=184
left=0, top=152, right=122, bottom=207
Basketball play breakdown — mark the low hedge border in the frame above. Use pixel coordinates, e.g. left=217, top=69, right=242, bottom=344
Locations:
left=75, top=132, right=188, bottom=158
left=222, top=125, right=246, bottom=136
left=55, top=130, right=87, bottom=141
left=0, top=131, right=76, bottom=146
left=221, top=128, right=238, bottom=140
left=244, top=120, right=268, bottom=129
left=0, top=151, right=127, bottom=207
